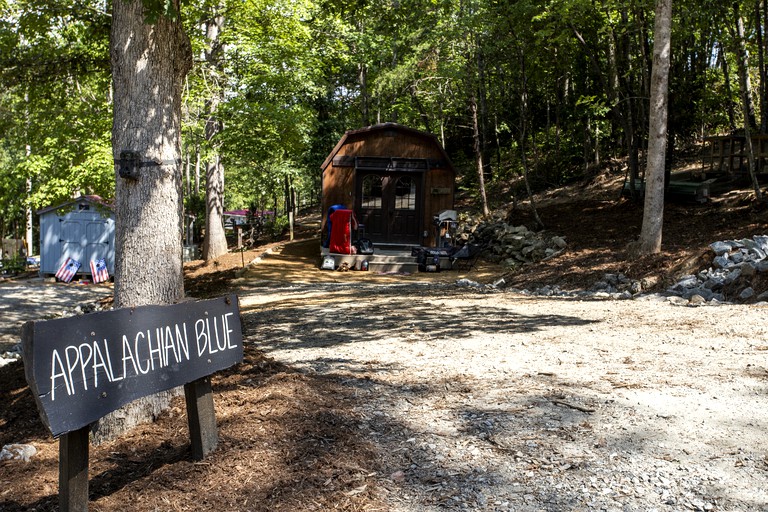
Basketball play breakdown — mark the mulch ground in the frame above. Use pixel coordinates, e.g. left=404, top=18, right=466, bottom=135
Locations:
left=0, top=346, right=388, bottom=511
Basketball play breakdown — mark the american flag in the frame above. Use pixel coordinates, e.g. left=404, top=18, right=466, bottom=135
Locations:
left=90, top=258, right=109, bottom=284
left=55, top=258, right=81, bottom=283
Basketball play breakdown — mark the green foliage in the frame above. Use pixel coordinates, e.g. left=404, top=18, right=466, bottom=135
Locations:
left=142, top=0, right=181, bottom=22
left=0, top=0, right=113, bottom=237
left=264, top=214, right=290, bottom=239
left=2, top=0, right=766, bottom=237
left=0, top=255, right=27, bottom=275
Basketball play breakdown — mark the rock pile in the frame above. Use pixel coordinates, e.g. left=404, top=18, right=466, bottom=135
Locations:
left=667, top=235, right=768, bottom=303
left=504, top=271, right=646, bottom=300
left=457, top=214, right=567, bottom=268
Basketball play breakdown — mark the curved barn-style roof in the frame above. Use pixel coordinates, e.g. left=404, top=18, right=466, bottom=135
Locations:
left=320, top=122, right=455, bottom=174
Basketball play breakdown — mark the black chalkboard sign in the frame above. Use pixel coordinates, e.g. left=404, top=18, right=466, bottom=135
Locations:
left=22, top=295, right=243, bottom=438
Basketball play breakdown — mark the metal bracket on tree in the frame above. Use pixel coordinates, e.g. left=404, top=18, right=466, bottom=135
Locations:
left=117, top=150, right=181, bottom=180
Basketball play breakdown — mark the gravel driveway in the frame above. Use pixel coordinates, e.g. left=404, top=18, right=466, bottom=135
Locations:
left=238, top=278, right=768, bottom=511
left=0, top=279, right=112, bottom=355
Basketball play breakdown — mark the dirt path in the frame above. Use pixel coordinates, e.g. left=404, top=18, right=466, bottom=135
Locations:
left=2, top=238, right=768, bottom=511
left=236, top=259, right=768, bottom=511
left=0, top=279, right=113, bottom=353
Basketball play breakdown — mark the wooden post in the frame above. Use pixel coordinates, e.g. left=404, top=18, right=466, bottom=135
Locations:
left=184, top=376, right=218, bottom=460
left=59, top=426, right=89, bottom=512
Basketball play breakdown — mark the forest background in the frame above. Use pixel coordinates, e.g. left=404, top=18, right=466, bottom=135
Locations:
left=0, top=0, right=762, bottom=252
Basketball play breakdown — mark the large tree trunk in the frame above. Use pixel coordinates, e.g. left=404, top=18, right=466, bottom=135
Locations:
left=635, top=0, right=672, bottom=256
left=94, top=0, right=192, bottom=443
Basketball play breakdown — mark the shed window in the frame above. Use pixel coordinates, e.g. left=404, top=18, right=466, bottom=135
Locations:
left=395, top=177, right=416, bottom=210
left=362, top=175, right=383, bottom=209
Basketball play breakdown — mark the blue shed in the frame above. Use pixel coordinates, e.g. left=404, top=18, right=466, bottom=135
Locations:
left=38, top=196, right=115, bottom=278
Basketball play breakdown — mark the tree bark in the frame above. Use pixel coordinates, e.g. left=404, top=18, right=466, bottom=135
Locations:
left=764, top=0, right=768, bottom=131
left=94, top=0, right=192, bottom=443
left=636, top=0, right=672, bottom=256
left=195, top=146, right=201, bottom=195
left=718, top=42, right=738, bottom=132
left=756, top=1, right=767, bottom=133
left=24, top=93, right=33, bottom=256
left=202, top=10, right=228, bottom=261
left=732, top=4, right=764, bottom=201
left=470, top=95, right=490, bottom=217
left=203, top=156, right=228, bottom=260
left=517, top=47, right=544, bottom=230
left=732, top=4, right=758, bottom=130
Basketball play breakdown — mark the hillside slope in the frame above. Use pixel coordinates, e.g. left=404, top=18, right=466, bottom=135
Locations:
left=495, top=171, right=768, bottom=298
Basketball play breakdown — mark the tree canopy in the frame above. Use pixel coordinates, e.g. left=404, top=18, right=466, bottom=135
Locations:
left=0, top=0, right=763, bottom=249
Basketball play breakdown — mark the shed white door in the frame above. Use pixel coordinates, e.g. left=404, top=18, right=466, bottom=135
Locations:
left=59, top=219, right=111, bottom=272
left=60, top=220, right=84, bottom=267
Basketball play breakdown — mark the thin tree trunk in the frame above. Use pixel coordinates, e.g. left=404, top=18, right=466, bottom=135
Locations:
left=25, top=174, right=33, bottom=257
left=732, top=4, right=764, bottom=201
left=571, top=23, right=638, bottom=196
left=24, top=93, right=33, bottom=256
left=201, top=9, right=228, bottom=260
left=186, top=149, right=191, bottom=197
left=359, top=63, right=369, bottom=126
left=718, top=42, right=738, bottom=131
left=636, top=0, right=672, bottom=256
left=195, top=146, right=201, bottom=195
left=470, top=95, right=490, bottom=217
left=756, top=1, right=767, bottom=132
left=765, top=0, right=768, bottom=130
left=287, top=176, right=296, bottom=241
left=476, top=42, right=491, bottom=180
left=517, top=47, right=544, bottom=230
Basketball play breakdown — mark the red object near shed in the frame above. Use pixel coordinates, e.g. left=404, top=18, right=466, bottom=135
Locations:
left=328, top=209, right=357, bottom=254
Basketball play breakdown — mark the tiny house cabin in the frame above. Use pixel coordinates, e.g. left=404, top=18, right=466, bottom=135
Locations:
left=321, top=123, right=456, bottom=247
left=38, top=196, right=115, bottom=277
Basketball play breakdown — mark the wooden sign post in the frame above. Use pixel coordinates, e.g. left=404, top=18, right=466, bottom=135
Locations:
left=21, top=294, right=243, bottom=512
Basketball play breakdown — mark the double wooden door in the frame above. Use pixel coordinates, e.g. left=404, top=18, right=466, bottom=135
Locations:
left=355, top=171, right=422, bottom=245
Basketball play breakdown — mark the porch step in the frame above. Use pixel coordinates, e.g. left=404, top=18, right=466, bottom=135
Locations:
left=320, top=246, right=453, bottom=273
left=321, top=251, right=418, bottom=273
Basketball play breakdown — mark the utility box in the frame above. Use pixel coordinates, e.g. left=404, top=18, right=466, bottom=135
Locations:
left=38, top=196, right=115, bottom=278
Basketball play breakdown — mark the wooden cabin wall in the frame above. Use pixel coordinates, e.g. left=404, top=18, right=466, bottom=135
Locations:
left=321, top=166, right=355, bottom=230
left=321, top=126, right=456, bottom=245
left=423, top=168, right=455, bottom=236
